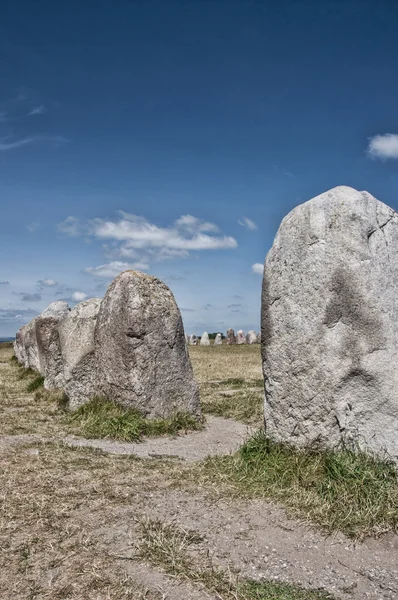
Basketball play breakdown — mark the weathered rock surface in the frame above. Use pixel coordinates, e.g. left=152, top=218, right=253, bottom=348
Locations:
left=226, top=328, right=236, bottom=345
left=236, top=330, right=246, bottom=344
left=246, top=330, right=257, bottom=344
left=189, top=334, right=198, bottom=346
left=214, top=333, right=223, bottom=345
left=256, top=332, right=261, bottom=344
left=36, top=301, right=70, bottom=388
left=200, top=332, right=210, bottom=346
left=95, top=270, right=201, bottom=419
left=58, top=298, right=102, bottom=409
left=262, top=185, right=398, bottom=461
left=15, top=319, right=41, bottom=371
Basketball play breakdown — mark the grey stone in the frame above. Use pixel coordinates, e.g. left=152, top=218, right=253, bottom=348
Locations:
left=214, top=333, right=223, bottom=345
left=95, top=270, right=201, bottom=419
left=256, top=332, right=261, bottom=344
left=262, top=185, right=398, bottom=461
left=200, top=332, right=210, bottom=346
left=236, top=330, right=246, bottom=344
left=246, top=330, right=257, bottom=344
left=58, top=298, right=102, bottom=409
left=35, top=301, right=70, bottom=388
left=226, top=328, right=236, bottom=345
left=14, top=319, right=40, bottom=371
left=189, top=334, right=198, bottom=346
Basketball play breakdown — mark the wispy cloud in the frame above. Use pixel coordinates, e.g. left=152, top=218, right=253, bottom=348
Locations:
left=0, top=137, right=34, bottom=151
left=238, top=217, right=257, bottom=230
left=16, top=292, right=42, bottom=302
left=0, top=307, right=38, bottom=323
left=0, top=281, right=9, bottom=285
left=27, top=219, right=40, bottom=232
left=368, top=134, right=398, bottom=160
left=28, top=105, right=46, bottom=116
left=251, top=263, right=264, bottom=275
left=58, top=216, right=81, bottom=237
left=84, top=261, right=149, bottom=279
left=37, top=279, right=58, bottom=288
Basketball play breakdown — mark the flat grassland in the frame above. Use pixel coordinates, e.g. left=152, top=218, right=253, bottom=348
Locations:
left=0, top=342, right=397, bottom=600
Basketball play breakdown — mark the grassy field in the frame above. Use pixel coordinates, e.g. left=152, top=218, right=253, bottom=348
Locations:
left=1, top=342, right=398, bottom=599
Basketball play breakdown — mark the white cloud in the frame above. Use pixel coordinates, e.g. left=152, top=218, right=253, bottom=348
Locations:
left=90, top=213, right=237, bottom=252
left=251, top=263, right=264, bottom=275
left=368, top=134, right=398, bottom=159
left=58, top=216, right=81, bottom=237
left=84, top=260, right=149, bottom=278
left=72, top=291, right=88, bottom=301
left=28, top=105, right=46, bottom=116
left=238, top=217, right=257, bottom=230
left=37, top=279, right=57, bottom=287
left=62, top=212, right=237, bottom=273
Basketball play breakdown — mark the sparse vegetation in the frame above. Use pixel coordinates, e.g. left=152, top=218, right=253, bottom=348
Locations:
left=189, top=430, right=398, bottom=539
left=67, top=396, right=203, bottom=441
left=202, top=389, right=263, bottom=425
left=136, top=518, right=335, bottom=600
left=26, top=374, right=44, bottom=392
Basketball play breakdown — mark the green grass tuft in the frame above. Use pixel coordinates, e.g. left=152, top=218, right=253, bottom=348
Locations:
left=192, top=430, right=398, bottom=539
left=67, top=396, right=203, bottom=442
left=238, top=580, right=334, bottom=600
left=26, top=375, right=45, bottom=393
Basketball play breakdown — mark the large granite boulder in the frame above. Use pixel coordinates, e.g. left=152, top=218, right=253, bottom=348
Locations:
left=262, top=186, right=398, bottom=461
left=14, top=319, right=41, bottom=371
left=246, top=330, right=257, bottom=344
left=236, top=330, right=246, bottom=344
left=36, top=301, right=70, bottom=388
left=256, top=332, right=261, bottom=344
left=188, top=334, right=198, bottom=346
left=95, top=270, right=201, bottom=419
left=58, top=298, right=102, bottom=409
left=214, top=333, right=223, bottom=345
left=200, top=332, right=210, bottom=346
left=226, top=328, right=236, bottom=345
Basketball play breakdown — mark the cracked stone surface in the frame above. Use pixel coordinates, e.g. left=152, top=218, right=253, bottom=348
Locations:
left=262, top=185, right=398, bottom=461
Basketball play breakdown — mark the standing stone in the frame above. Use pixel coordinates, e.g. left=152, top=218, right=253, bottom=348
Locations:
left=189, top=334, right=198, bottom=346
left=58, top=298, right=102, bottom=409
left=262, top=186, right=398, bottom=461
left=236, top=330, right=246, bottom=344
left=226, top=328, right=236, bottom=345
left=214, top=333, right=223, bottom=345
left=15, top=319, right=41, bottom=371
left=35, top=301, right=70, bottom=388
left=256, top=332, right=261, bottom=344
left=185, top=333, right=189, bottom=345
left=95, top=270, right=201, bottom=419
left=246, top=330, right=257, bottom=344
left=200, top=332, right=210, bottom=346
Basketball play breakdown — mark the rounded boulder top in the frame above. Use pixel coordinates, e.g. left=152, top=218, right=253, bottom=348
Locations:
left=95, top=270, right=201, bottom=420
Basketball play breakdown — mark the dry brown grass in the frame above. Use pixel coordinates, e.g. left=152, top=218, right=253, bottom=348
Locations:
left=189, top=345, right=264, bottom=426
left=189, top=344, right=262, bottom=383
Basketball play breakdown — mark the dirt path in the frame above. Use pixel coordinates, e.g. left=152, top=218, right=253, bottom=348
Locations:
left=1, top=344, right=398, bottom=599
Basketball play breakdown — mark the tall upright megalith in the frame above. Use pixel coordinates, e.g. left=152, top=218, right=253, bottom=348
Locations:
left=58, top=298, right=102, bottom=409
left=95, top=270, right=201, bottom=419
left=262, top=186, right=398, bottom=461
left=35, top=301, right=70, bottom=389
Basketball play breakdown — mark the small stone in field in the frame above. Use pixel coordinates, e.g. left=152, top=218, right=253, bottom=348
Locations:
left=236, top=330, right=246, bottom=344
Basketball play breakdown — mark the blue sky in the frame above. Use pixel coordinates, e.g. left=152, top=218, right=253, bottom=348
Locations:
left=1, top=0, right=398, bottom=337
